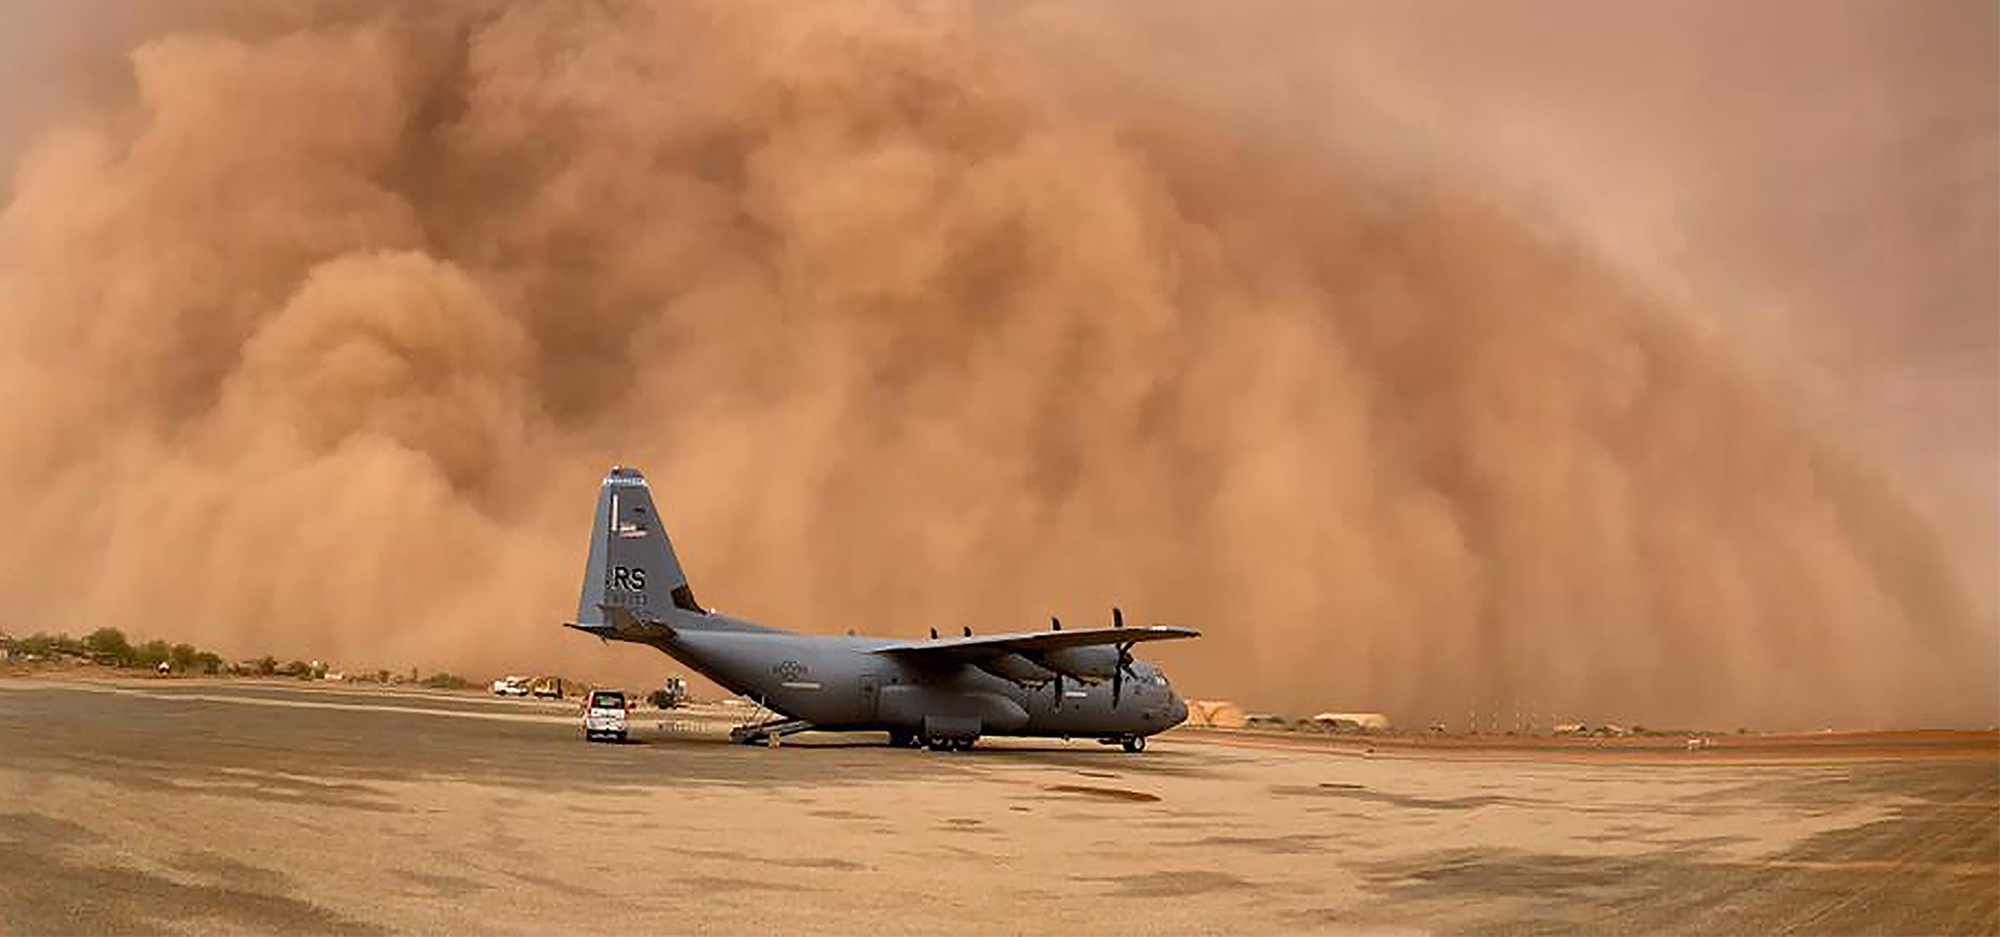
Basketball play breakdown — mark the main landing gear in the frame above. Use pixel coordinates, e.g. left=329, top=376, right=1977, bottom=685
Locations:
left=1098, top=735, right=1147, bottom=752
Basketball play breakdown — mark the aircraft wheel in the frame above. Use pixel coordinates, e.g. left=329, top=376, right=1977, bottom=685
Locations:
left=1122, top=735, right=1146, bottom=753
left=888, top=731, right=913, bottom=749
left=954, top=738, right=976, bottom=752
left=925, top=737, right=951, bottom=752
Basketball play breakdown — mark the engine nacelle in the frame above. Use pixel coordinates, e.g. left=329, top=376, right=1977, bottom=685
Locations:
left=1036, top=646, right=1119, bottom=681
left=975, top=653, right=1059, bottom=687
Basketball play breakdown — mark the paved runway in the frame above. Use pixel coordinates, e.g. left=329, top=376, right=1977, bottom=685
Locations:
left=0, top=677, right=1993, bottom=935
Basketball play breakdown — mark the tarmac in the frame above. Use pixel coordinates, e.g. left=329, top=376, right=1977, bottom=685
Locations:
left=0, top=676, right=1993, bottom=935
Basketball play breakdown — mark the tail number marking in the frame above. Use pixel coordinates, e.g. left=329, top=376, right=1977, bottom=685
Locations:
left=607, top=565, right=648, bottom=591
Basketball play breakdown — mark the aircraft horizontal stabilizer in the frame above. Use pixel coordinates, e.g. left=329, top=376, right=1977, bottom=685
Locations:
left=565, top=604, right=676, bottom=642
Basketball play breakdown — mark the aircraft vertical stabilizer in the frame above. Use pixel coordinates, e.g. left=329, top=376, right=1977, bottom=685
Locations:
left=575, top=466, right=700, bottom=625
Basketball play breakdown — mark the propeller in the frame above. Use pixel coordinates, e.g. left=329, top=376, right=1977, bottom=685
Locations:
left=1110, top=607, right=1138, bottom=707
left=929, top=627, right=938, bottom=639
left=1112, top=644, right=1138, bottom=706
left=1045, top=616, right=1065, bottom=708
left=963, top=626, right=972, bottom=637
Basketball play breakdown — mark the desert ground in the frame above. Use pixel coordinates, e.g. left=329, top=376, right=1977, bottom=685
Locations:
left=0, top=676, right=1993, bottom=935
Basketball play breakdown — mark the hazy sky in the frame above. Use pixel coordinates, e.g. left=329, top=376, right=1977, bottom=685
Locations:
left=0, top=2, right=1991, bottom=726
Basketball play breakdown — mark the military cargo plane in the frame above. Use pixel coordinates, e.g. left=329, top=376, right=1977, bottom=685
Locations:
left=565, top=466, right=1198, bottom=751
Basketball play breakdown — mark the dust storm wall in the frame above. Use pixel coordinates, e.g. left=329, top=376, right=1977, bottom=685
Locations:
left=0, top=1, right=1991, bottom=728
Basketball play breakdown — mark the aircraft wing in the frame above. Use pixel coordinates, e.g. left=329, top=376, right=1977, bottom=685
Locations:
left=869, top=625, right=1199, bottom=659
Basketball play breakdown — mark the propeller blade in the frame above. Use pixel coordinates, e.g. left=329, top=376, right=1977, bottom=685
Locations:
left=1112, top=607, right=1124, bottom=628
left=1050, top=616, right=1061, bottom=631
left=929, top=627, right=938, bottom=639
left=963, top=626, right=972, bottom=637
left=1112, top=641, right=1136, bottom=707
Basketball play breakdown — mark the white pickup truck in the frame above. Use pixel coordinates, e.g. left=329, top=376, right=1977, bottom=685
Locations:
left=490, top=675, right=529, bottom=696
left=583, top=689, right=629, bottom=743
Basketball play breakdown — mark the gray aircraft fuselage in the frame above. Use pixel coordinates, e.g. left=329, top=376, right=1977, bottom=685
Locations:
left=568, top=466, right=1191, bottom=747
left=620, top=617, right=1187, bottom=739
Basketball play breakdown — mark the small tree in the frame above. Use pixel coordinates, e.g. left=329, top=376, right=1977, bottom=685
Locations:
left=169, top=644, right=199, bottom=673
left=84, top=628, right=134, bottom=666
left=135, top=640, right=171, bottom=669
left=194, top=651, right=223, bottom=675
left=256, top=656, right=278, bottom=676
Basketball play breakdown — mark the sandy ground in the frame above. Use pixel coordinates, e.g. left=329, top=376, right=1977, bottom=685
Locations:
left=0, top=677, right=1993, bottom=935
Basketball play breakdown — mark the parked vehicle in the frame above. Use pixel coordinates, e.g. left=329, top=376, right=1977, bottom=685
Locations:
left=584, top=689, right=628, bottom=742
left=529, top=675, right=566, bottom=699
left=490, top=676, right=530, bottom=696
left=648, top=676, right=689, bottom=709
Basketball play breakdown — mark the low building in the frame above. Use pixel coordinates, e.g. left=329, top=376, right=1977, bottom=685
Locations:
left=1312, top=712, right=1390, bottom=733
left=1184, top=699, right=1246, bottom=729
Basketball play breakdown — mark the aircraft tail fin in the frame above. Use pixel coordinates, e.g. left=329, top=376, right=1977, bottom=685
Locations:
left=575, top=466, right=703, bottom=626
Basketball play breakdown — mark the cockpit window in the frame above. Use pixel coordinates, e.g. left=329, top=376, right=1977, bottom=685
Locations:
left=1153, top=674, right=1170, bottom=687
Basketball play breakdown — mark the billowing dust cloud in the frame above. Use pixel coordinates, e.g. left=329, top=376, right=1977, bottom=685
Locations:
left=0, top=2, right=1992, bottom=728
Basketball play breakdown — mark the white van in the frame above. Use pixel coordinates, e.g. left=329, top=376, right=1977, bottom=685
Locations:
left=583, top=688, right=628, bottom=743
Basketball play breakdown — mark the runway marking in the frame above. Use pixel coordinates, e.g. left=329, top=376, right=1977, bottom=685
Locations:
left=0, top=681, right=590, bottom=726
left=4, top=678, right=578, bottom=711
left=0, top=681, right=755, bottom=732
left=655, top=720, right=732, bottom=735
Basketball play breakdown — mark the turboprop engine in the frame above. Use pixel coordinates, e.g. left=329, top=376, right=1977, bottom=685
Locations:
left=974, top=653, right=1060, bottom=686
left=1034, top=609, right=1149, bottom=707
left=1036, top=646, right=1119, bottom=682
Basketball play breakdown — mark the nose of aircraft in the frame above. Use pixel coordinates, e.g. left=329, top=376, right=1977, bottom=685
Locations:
left=1168, top=695, right=1188, bottom=726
